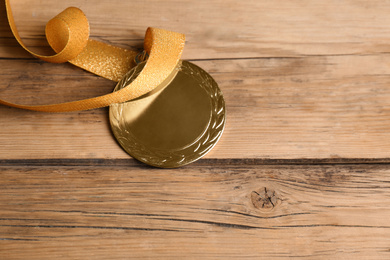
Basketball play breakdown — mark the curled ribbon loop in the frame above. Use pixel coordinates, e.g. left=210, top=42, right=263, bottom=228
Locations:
left=1, top=0, right=185, bottom=112
left=45, top=7, right=90, bottom=63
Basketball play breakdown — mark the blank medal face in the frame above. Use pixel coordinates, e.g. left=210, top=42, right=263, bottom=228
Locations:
left=110, top=60, right=226, bottom=168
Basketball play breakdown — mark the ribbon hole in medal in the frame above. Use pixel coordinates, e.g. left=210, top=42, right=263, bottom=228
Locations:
left=134, top=50, right=149, bottom=65
left=109, top=60, right=226, bottom=168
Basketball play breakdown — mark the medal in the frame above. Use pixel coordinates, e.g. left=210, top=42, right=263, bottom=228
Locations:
left=110, top=60, right=226, bottom=168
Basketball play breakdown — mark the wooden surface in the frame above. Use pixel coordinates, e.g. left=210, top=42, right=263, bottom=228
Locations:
left=1, top=0, right=390, bottom=259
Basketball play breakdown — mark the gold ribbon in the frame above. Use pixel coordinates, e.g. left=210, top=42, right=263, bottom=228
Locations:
left=1, top=0, right=185, bottom=112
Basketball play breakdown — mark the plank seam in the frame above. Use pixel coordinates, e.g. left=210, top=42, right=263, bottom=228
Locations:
left=1, top=158, right=390, bottom=167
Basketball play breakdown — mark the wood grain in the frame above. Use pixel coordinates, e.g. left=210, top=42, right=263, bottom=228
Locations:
left=1, top=163, right=390, bottom=259
left=3, top=54, right=390, bottom=159
left=2, top=0, right=390, bottom=258
left=4, top=0, right=390, bottom=59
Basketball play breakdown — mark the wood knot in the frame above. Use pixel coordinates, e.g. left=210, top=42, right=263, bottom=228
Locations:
left=251, top=187, right=279, bottom=211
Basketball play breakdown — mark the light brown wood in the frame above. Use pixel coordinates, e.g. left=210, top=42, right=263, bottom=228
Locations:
left=2, top=0, right=390, bottom=259
left=4, top=0, right=390, bottom=59
left=1, top=163, right=390, bottom=259
left=3, top=54, right=390, bottom=159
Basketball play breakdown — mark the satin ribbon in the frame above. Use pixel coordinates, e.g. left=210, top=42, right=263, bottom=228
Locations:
left=1, top=0, right=185, bottom=112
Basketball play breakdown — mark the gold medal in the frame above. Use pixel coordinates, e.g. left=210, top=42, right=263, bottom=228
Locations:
left=109, top=60, right=226, bottom=168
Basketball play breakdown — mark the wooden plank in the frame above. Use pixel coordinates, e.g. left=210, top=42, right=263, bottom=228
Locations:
left=0, top=163, right=390, bottom=259
left=3, top=0, right=390, bottom=59
left=2, top=55, right=390, bottom=159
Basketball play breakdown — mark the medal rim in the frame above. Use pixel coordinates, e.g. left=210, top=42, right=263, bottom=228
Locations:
left=109, top=60, right=226, bottom=168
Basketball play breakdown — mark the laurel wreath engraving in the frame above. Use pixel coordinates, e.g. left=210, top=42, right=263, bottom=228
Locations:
left=109, top=60, right=226, bottom=168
